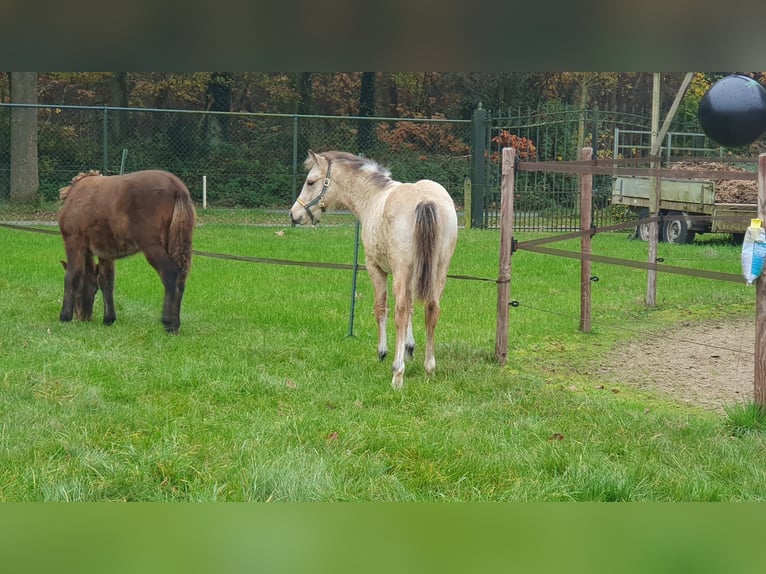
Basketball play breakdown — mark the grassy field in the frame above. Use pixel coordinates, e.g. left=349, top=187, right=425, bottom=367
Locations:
left=1, top=207, right=765, bottom=501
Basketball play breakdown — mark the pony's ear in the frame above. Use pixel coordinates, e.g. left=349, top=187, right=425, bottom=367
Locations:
left=60, top=260, right=68, bottom=271
left=306, top=149, right=322, bottom=169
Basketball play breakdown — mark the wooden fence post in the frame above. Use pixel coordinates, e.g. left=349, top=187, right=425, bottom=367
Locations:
left=580, top=147, right=593, bottom=333
left=755, top=153, right=766, bottom=407
left=495, top=147, right=516, bottom=365
left=646, top=73, right=661, bottom=308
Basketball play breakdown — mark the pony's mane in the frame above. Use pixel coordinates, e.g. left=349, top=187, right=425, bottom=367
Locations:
left=310, top=151, right=394, bottom=188
left=59, top=170, right=102, bottom=201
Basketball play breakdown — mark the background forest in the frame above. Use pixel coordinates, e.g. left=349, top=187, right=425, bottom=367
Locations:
left=2, top=72, right=766, bottom=210
left=1, top=72, right=750, bottom=119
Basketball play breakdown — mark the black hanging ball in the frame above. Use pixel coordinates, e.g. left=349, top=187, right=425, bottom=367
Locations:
left=698, top=74, right=766, bottom=147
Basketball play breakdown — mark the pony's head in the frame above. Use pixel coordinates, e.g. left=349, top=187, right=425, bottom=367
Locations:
left=60, top=260, right=100, bottom=321
left=290, top=150, right=333, bottom=226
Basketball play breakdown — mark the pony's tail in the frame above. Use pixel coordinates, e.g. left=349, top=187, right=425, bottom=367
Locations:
left=168, top=184, right=197, bottom=277
left=414, top=201, right=439, bottom=300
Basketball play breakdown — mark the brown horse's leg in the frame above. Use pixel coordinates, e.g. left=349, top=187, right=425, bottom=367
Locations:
left=366, top=264, right=389, bottom=361
left=391, top=275, right=412, bottom=390
left=143, top=247, right=181, bottom=334
left=59, top=262, right=76, bottom=322
left=98, top=259, right=116, bottom=325
left=59, top=249, right=83, bottom=322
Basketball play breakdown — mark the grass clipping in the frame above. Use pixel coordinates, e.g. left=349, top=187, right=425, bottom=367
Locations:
left=670, top=161, right=756, bottom=204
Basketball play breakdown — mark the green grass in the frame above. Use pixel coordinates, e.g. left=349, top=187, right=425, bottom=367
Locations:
left=1, top=210, right=765, bottom=501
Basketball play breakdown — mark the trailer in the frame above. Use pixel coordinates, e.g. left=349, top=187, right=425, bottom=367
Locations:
left=610, top=176, right=756, bottom=244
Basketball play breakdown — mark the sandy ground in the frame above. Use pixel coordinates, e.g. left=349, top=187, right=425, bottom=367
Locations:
left=596, top=318, right=756, bottom=414
left=597, top=161, right=759, bottom=413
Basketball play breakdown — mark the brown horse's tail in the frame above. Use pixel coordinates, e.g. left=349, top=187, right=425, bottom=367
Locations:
left=168, top=183, right=197, bottom=277
left=414, top=201, right=439, bottom=301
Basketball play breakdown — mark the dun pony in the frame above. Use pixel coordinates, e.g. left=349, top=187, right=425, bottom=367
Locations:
left=290, top=150, right=458, bottom=389
left=57, top=169, right=196, bottom=334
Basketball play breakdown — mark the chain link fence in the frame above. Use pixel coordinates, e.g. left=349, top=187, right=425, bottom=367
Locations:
left=2, top=102, right=717, bottom=231
left=0, top=104, right=472, bottom=209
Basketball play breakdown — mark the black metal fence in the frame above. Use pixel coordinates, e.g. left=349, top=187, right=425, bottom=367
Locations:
left=480, top=104, right=720, bottom=231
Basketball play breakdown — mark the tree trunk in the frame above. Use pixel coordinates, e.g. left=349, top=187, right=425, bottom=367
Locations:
left=109, top=72, right=130, bottom=143
left=357, top=72, right=376, bottom=155
left=10, top=72, right=39, bottom=206
left=205, top=72, right=232, bottom=147
left=296, top=73, right=313, bottom=159
left=577, top=79, right=588, bottom=154
left=297, top=72, right=313, bottom=115
left=387, top=75, right=399, bottom=116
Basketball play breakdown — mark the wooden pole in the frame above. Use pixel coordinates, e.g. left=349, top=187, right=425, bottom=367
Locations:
left=580, top=147, right=593, bottom=333
left=755, top=153, right=766, bottom=407
left=495, top=147, right=516, bottom=365
left=646, top=72, right=661, bottom=307
left=651, top=72, right=694, bottom=157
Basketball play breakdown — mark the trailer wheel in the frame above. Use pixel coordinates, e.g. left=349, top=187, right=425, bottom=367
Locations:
left=663, top=211, right=695, bottom=244
left=635, top=208, right=652, bottom=241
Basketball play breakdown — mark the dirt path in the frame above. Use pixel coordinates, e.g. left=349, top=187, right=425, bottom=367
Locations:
left=597, top=318, right=756, bottom=414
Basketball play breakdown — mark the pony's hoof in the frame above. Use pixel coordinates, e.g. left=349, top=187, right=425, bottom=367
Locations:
left=391, top=368, right=404, bottom=390
left=378, top=350, right=388, bottom=361
left=103, top=318, right=115, bottom=326
left=163, top=323, right=180, bottom=335
left=405, top=344, right=415, bottom=360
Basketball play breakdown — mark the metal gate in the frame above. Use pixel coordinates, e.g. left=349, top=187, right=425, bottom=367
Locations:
left=470, top=105, right=711, bottom=231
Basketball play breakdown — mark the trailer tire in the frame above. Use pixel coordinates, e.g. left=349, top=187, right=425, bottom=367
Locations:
left=662, top=211, right=695, bottom=244
left=635, top=208, right=652, bottom=241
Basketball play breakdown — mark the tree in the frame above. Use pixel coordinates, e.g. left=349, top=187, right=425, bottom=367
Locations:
left=295, top=73, right=313, bottom=160
left=447, top=73, right=548, bottom=117
left=10, top=72, right=39, bottom=206
left=205, top=72, right=232, bottom=147
left=296, top=72, right=313, bottom=115
left=109, top=72, right=131, bottom=143
left=357, top=72, right=376, bottom=155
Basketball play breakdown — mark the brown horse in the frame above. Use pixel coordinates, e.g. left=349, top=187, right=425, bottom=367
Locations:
left=57, top=169, right=196, bottom=334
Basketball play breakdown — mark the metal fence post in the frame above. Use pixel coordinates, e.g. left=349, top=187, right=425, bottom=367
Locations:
left=102, top=105, right=109, bottom=173
left=292, top=114, right=299, bottom=204
left=470, top=104, right=487, bottom=228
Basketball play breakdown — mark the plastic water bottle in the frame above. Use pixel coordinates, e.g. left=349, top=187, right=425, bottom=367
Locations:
left=741, top=218, right=766, bottom=285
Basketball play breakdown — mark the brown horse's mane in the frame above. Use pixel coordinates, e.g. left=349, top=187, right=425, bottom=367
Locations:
left=58, top=170, right=102, bottom=201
